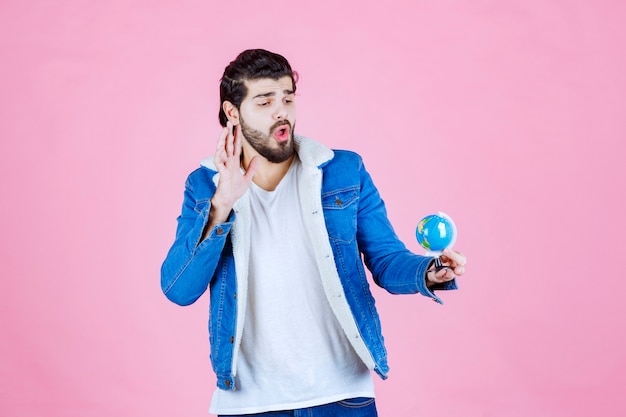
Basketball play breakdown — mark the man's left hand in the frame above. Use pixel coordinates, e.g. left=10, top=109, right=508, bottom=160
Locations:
left=426, top=249, right=466, bottom=286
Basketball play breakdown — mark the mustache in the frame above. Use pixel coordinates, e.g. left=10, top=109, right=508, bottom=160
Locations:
left=270, top=120, right=292, bottom=132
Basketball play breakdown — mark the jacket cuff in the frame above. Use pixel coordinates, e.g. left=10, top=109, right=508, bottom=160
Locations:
left=416, top=258, right=458, bottom=305
left=195, top=206, right=235, bottom=250
left=215, top=373, right=236, bottom=390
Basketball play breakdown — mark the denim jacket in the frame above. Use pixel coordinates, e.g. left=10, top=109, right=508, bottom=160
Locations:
left=161, top=135, right=456, bottom=390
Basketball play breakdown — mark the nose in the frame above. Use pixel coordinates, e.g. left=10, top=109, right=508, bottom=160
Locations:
left=273, top=104, right=288, bottom=121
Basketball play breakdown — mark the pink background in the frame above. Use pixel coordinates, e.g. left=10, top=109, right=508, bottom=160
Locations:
left=1, top=1, right=625, bottom=416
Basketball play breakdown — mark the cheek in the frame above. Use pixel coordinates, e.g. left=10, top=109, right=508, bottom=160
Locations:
left=240, top=107, right=263, bottom=127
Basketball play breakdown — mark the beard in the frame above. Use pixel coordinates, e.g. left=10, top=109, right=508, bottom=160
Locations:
left=239, top=116, right=295, bottom=164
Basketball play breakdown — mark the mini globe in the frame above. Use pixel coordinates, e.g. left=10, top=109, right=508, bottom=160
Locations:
left=416, top=212, right=457, bottom=252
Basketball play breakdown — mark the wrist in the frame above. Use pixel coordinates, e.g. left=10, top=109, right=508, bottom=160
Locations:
left=210, top=194, right=232, bottom=213
left=207, top=196, right=233, bottom=228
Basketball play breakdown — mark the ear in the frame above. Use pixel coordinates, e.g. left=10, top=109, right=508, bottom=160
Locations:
left=222, top=101, right=240, bottom=125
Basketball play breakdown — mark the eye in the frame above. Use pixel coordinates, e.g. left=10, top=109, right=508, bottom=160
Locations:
left=258, top=101, right=269, bottom=107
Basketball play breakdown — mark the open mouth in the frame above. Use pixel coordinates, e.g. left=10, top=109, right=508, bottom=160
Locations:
left=273, top=125, right=290, bottom=142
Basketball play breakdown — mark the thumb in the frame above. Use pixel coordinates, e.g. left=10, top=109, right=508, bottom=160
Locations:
left=243, top=156, right=259, bottom=181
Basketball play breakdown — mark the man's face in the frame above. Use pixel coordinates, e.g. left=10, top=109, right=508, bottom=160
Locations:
left=237, top=76, right=296, bottom=163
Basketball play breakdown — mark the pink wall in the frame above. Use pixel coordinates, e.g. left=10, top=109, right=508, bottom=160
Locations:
left=1, top=1, right=624, bottom=416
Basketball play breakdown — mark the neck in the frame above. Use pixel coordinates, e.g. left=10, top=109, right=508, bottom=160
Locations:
left=242, top=150, right=295, bottom=192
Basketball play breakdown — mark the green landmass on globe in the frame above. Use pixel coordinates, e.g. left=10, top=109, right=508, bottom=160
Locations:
left=416, top=213, right=456, bottom=252
left=416, top=218, right=432, bottom=250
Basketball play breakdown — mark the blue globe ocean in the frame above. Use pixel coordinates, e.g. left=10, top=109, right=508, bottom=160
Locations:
left=416, top=213, right=456, bottom=252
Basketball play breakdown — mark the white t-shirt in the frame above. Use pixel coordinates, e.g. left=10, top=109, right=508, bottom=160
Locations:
left=209, top=157, right=374, bottom=415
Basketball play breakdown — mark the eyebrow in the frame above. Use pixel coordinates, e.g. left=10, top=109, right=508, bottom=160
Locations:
left=252, top=89, right=295, bottom=99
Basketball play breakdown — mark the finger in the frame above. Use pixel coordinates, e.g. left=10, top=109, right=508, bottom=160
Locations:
left=215, top=125, right=232, bottom=168
left=434, top=269, right=452, bottom=282
left=443, top=248, right=467, bottom=267
left=243, top=156, right=259, bottom=181
left=216, top=123, right=229, bottom=148
left=225, top=121, right=234, bottom=157
left=216, top=126, right=228, bottom=149
left=233, top=124, right=242, bottom=159
left=214, top=153, right=229, bottom=175
left=435, top=263, right=459, bottom=281
left=217, top=127, right=227, bottom=145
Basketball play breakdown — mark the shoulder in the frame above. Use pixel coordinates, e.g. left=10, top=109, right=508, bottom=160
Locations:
left=184, top=165, right=218, bottom=195
left=322, top=149, right=364, bottom=174
left=320, top=149, right=366, bottom=192
left=328, top=149, right=363, bottom=166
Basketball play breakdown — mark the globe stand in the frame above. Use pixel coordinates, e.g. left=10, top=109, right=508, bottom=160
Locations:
left=433, top=257, right=451, bottom=272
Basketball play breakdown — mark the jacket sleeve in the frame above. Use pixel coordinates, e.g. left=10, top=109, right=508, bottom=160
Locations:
left=355, top=157, right=457, bottom=303
left=160, top=170, right=234, bottom=306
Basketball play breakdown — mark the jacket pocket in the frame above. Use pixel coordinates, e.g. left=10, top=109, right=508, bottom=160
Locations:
left=322, top=187, right=359, bottom=242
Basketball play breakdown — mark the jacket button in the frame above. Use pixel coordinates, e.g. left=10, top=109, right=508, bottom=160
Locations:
left=233, top=293, right=237, bottom=299
left=230, top=336, right=234, bottom=343
left=216, top=227, right=224, bottom=235
left=225, top=380, right=230, bottom=387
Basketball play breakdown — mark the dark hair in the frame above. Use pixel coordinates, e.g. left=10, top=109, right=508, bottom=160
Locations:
left=218, top=49, right=298, bottom=127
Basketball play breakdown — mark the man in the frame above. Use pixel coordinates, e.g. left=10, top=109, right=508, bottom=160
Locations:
left=161, top=49, right=466, bottom=417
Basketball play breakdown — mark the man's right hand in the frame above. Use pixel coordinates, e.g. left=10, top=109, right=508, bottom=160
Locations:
left=203, top=121, right=258, bottom=238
